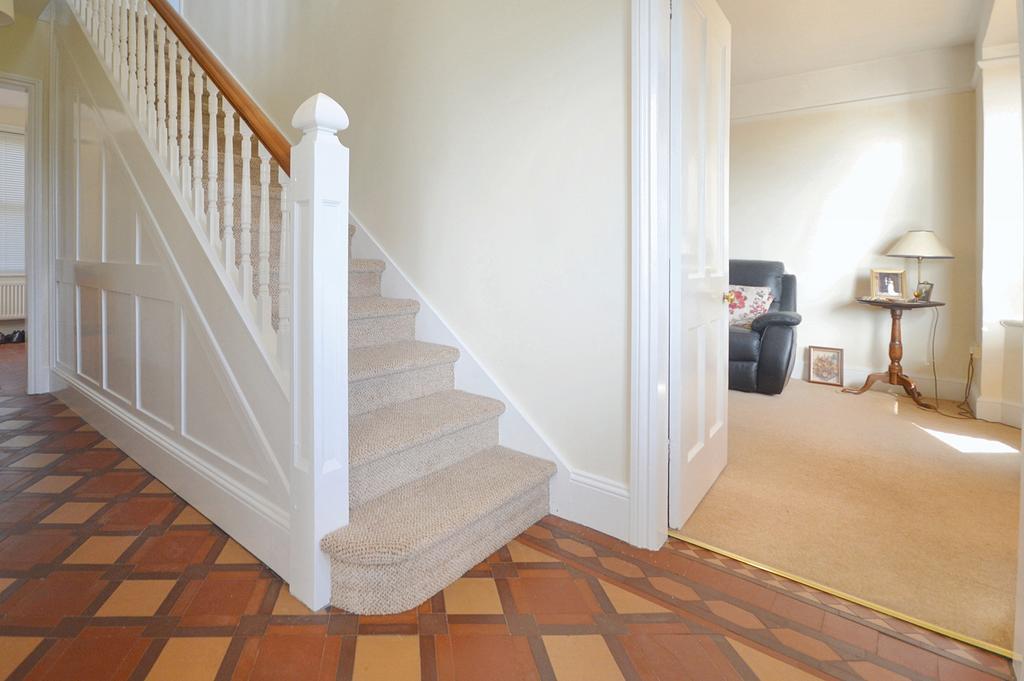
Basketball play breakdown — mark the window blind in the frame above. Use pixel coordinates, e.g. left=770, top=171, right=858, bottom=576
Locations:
left=0, top=130, right=26, bottom=276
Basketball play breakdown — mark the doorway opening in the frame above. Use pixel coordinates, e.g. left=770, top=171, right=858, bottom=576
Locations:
left=638, top=0, right=1023, bottom=661
left=0, top=83, right=29, bottom=395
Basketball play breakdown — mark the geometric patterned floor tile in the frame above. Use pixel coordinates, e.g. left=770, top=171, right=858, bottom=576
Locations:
left=0, top=344, right=1012, bottom=681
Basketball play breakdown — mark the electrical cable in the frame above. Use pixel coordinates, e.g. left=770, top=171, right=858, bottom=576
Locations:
left=919, top=306, right=975, bottom=419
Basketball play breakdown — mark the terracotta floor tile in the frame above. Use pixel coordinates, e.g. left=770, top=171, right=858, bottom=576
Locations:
left=45, top=432, right=103, bottom=451
left=114, top=457, right=141, bottom=470
left=131, top=531, right=215, bottom=571
left=726, top=639, right=822, bottom=681
left=509, top=577, right=601, bottom=615
left=30, top=628, right=145, bottom=681
left=600, top=581, right=669, bottom=614
left=449, top=635, right=539, bottom=681
left=821, top=612, right=879, bottom=652
left=877, top=635, right=940, bottom=678
left=74, top=471, right=149, bottom=497
left=40, top=501, right=106, bottom=524
left=96, top=579, right=177, bottom=616
left=97, top=497, right=177, bottom=530
left=543, top=635, right=625, bottom=681
left=64, top=535, right=137, bottom=564
left=444, top=578, right=504, bottom=615
left=0, top=636, right=43, bottom=679
left=245, top=634, right=328, bottom=681
left=10, top=451, right=62, bottom=468
left=24, top=475, right=82, bottom=494
left=183, top=575, right=263, bottom=622
left=622, top=633, right=742, bottom=681
left=54, top=449, right=122, bottom=473
left=0, top=496, right=51, bottom=524
left=352, top=635, right=420, bottom=681
left=95, top=438, right=119, bottom=448
left=0, top=571, right=107, bottom=626
left=848, top=660, right=915, bottom=681
left=144, top=637, right=231, bottom=681
left=0, top=530, right=77, bottom=569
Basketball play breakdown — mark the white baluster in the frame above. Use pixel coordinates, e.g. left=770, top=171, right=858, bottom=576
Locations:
left=99, top=0, right=108, bottom=65
left=191, top=62, right=206, bottom=223
left=112, top=0, right=123, bottom=87
left=179, top=52, right=192, bottom=200
left=257, top=145, right=272, bottom=330
left=127, top=0, right=137, bottom=108
left=105, top=0, right=114, bottom=68
left=156, top=21, right=167, bottom=159
left=145, top=7, right=156, bottom=137
left=277, top=171, right=291, bottom=364
left=239, top=123, right=255, bottom=303
left=222, top=103, right=236, bottom=274
left=167, top=37, right=179, bottom=178
left=207, top=84, right=221, bottom=250
left=135, top=0, right=145, bottom=121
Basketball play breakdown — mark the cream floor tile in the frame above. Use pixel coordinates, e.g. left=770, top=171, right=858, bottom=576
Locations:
left=272, top=585, right=315, bottom=615
left=11, top=452, right=62, bottom=468
left=0, top=577, right=16, bottom=595
left=727, top=639, right=822, bottom=681
left=97, top=579, right=177, bottom=617
left=0, top=434, right=45, bottom=448
left=23, top=475, right=82, bottom=494
left=215, top=539, right=258, bottom=564
left=41, top=501, right=105, bottom=524
left=599, top=581, right=669, bottom=614
left=115, top=458, right=141, bottom=470
left=352, top=636, right=420, bottom=681
left=172, top=506, right=211, bottom=525
left=64, top=535, right=137, bottom=564
left=0, top=420, right=31, bottom=430
left=95, top=439, right=118, bottom=449
left=0, top=637, right=42, bottom=679
left=141, top=480, right=171, bottom=494
left=507, top=540, right=558, bottom=563
left=145, top=637, right=231, bottom=681
left=443, top=578, right=504, bottom=615
left=543, top=635, right=625, bottom=681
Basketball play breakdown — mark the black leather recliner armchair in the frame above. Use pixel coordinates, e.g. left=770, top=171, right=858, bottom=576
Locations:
left=729, top=260, right=801, bottom=395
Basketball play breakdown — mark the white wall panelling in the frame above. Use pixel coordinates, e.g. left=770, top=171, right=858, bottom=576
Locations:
left=52, top=2, right=294, bottom=581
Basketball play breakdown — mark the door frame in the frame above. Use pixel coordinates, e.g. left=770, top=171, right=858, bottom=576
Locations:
left=628, top=0, right=673, bottom=550
left=0, top=72, right=50, bottom=395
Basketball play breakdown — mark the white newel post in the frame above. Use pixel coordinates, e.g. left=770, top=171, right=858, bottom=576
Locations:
left=288, top=93, right=350, bottom=609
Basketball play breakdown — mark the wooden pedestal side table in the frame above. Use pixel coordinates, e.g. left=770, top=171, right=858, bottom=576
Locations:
left=842, top=298, right=945, bottom=410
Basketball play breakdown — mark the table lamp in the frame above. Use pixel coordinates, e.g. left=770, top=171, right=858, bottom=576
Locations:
left=886, top=230, right=953, bottom=295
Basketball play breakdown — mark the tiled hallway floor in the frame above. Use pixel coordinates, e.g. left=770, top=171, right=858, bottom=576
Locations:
left=0, top=349, right=1014, bottom=680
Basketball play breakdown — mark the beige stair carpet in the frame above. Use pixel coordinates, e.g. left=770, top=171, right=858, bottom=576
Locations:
left=319, top=245, right=556, bottom=614
left=681, top=379, right=1020, bottom=650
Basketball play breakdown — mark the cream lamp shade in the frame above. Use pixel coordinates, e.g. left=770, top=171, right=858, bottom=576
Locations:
left=0, top=0, right=13, bottom=27
left=886, top=229, right=953, bottom=286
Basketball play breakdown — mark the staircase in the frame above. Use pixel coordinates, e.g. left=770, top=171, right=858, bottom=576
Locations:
left=319, top=236, right=555, bottom=614
left=62, top=0, right=556, bottom=614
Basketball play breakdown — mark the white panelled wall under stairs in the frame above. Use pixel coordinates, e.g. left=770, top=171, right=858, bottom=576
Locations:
left=53, top=0, right=559, bottom=611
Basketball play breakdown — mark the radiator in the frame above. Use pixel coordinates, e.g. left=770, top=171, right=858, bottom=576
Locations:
left=0, top=276, right=26, bottom=321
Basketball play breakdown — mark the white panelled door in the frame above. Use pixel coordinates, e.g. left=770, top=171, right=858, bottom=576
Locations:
left=668, top=0, right=731, bottom=529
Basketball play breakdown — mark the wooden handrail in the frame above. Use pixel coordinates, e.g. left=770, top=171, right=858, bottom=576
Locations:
left=147, top=0, right=291, bottom=175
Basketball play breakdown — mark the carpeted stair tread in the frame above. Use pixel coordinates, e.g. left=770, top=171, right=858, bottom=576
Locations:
left=349, top=296, right=419, bottom=321
left=321, top=446, right=555, bottom=565
left=349, top=340, right=459, bottom=382
left=350, top=390, right=505, bottom=469
left=350, top=258, right=385, bottom=274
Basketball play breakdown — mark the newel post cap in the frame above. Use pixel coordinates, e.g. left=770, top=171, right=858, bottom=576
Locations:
left=292, top=93, right=350, bottom=134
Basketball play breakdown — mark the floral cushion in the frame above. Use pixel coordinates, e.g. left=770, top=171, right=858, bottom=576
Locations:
left=728, top=285, right=774, bottom=328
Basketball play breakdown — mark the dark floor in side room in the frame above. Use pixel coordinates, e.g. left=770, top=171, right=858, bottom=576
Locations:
left=0, top=345, right=1013, bottom=680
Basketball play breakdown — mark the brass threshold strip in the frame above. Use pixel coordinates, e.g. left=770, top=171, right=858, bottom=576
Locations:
left=667, top=530, right=1015, bottom=660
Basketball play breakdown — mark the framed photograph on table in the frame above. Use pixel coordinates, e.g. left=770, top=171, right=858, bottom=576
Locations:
left=808, top=346, right=844, bottom=387
left=870, top=269, right=907, bottom=299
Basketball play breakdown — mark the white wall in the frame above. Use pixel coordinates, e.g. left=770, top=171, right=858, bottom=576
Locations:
left=730, top=91, right=978, bottom=396
left=182, top=1, right=632, bottom=484
left=976, top=57, right=1024, bottom=426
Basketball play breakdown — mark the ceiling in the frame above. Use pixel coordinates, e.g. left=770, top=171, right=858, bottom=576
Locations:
left=718, top=0, right=986, bottom=84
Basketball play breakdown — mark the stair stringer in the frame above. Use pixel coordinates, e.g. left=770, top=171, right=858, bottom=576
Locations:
left=50, top=3, right=294, bottom=578
left=349, top=216, right=631, bottom=542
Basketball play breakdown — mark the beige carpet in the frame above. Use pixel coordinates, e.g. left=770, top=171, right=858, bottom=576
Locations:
left=681, top=379, right=1021, bottom=650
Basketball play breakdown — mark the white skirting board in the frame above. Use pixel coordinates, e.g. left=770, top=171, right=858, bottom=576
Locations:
left=976, top=397, right=1023, bottom=429
left=791, top=358, right=969, bottom=403
left=349, top=216, right=632, bottom=543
